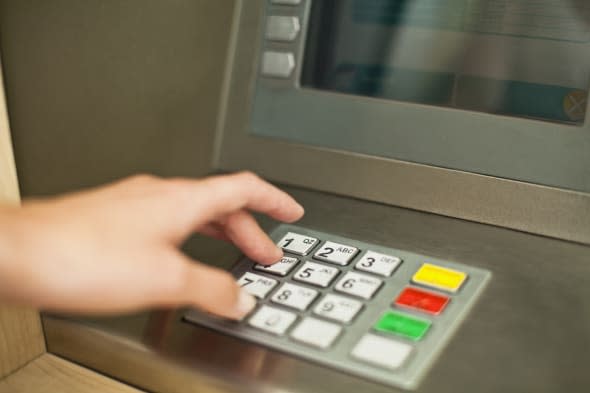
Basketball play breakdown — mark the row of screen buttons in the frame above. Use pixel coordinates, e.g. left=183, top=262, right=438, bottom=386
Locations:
left=261, top=2, right=302, bottom=78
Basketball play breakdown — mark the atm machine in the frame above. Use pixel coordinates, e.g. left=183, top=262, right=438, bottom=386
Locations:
left=13, top=0, right=590, bottom=392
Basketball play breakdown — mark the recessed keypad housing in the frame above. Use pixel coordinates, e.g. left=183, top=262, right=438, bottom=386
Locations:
left=185, top=225, right=491, bottom=390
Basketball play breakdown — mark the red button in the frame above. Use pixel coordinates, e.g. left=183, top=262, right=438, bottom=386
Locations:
left=394, top=287, right=450, bottom=315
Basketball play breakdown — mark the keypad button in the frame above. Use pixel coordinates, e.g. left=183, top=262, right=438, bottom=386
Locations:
left=375, top=311, right=431, bottom=341
left=395, top=287, right=450, bottom=315
left=351, top=334, right=413, bottom=370
left=237, top=272, right=278, bottom=299
left=277, top=232, right=319, bottom=256
left=254, top=256, right=299, bottom=277
left=313, top=294, right=363, bottom=324
left=271, top=283, right=319, bottom=311
left=248, top=305, right=297, bottom=336
left=355, top=250, right=402, bottom=277
left=313, top=241, right=359, bottom=266
left=412, top=263, right=467, bottom=293
left=290, top=317, right=342, bottom=349
left=293, top=261, right=340, bottom=288
left=334, top=272, right=382, bottom=300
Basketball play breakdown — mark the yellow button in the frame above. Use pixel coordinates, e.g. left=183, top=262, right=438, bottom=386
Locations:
left=412, top=264, right=467, bottom=293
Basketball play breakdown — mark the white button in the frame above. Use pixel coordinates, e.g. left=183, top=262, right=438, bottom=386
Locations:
left=292, top=261, right=340, bottom=288
left=266, top=16, right=300, bottom=42
left=254, top=256, right=299, bottom=277
left=248, top=305, right=297, bottom=336
left=237, top=272, right=278, bottom=299
left=290, top=317, right=342, bottom=349
left=313, top=241, right=359, bottom=266
left=313, top=294, right=363, bottom=324
left=355, top=250, right=402, bottom=277
left=272, top=0, right=301, bottom=4
left=351, top=334, right=412, bottom=370
left=277, top=232, right=319, bottom=256
left=261, top=51, right=295, bottom=79
left=334, top=272, right=382, bottom=300
left=271, top=283, right=319, bottom=311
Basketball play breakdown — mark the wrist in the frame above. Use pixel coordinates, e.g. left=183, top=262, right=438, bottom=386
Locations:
left=0, top=205, right=22, bottom=283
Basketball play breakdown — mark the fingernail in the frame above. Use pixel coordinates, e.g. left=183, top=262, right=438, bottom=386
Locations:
left=234, top=289, right=256, bottom=319
left=273, top=246, right=284, bottom=260
left=296, top=202, right=305, bottom=216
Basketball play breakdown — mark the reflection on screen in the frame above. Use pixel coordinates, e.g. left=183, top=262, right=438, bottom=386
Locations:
left=301, top=0, right=590, bottom=124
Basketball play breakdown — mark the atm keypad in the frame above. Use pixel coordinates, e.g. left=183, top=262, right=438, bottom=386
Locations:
left=185, top=225, right=491, bottom=390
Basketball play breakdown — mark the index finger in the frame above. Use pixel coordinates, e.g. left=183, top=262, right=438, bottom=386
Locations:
left=191, top=171, right=305, bottom=223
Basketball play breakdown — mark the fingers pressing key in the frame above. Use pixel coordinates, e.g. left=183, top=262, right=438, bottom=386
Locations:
left=193, top=172, right=305, bottom=224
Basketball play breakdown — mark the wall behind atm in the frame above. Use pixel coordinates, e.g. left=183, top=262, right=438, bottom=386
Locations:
left=0, top=0, right=236, bottom=197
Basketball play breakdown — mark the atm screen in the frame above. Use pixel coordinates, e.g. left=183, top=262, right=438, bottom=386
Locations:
left=301, top=0, right=590, bottom=124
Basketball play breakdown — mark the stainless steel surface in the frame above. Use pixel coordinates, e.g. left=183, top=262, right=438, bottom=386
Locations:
left=265, top=16, right=300, bottom=42
left=216, top=0, right=590, bottom=245
left=185, top=224, right=491, bottom=390
left=0, top=0, right=235, bottom=195
left=45, top=185, right=590, bottom=393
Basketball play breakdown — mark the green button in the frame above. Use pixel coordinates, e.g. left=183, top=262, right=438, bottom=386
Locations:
left=375, top=311, right=431, bottom=341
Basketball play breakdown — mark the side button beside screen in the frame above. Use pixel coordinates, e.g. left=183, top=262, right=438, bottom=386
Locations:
left=261, top=51, right=295, bottom=79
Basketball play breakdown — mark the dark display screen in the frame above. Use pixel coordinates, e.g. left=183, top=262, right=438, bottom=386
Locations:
left=301, top=0, right=590, bottom=124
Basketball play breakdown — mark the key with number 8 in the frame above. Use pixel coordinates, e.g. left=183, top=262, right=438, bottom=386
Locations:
left=271, top=282, right=319, bottom=311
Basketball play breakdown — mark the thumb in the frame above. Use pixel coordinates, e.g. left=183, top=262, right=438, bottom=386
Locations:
left=166, top=254, right=256, bottom=320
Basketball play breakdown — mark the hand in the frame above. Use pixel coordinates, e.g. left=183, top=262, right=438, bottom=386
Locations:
left=0, top=172, right=304, bottom=318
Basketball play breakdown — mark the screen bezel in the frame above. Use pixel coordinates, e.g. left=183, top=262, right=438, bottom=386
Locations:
left=214, top=0, right=590, bottom=245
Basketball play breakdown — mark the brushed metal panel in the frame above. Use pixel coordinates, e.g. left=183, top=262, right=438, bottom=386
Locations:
left=44, top=185, right=590, bottom=393
left=0, top=0, right=234, bottom=195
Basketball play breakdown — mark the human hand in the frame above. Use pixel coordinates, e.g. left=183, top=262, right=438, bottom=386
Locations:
left=0, top=172, right=304, bottom=319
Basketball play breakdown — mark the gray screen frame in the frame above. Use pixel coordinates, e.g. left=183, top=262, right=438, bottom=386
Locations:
left=214, top=0, right=590, bottom=245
